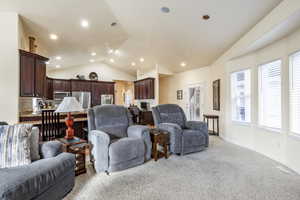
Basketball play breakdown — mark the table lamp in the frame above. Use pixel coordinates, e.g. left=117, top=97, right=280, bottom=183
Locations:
left=55, top=97, right=83, bottom=140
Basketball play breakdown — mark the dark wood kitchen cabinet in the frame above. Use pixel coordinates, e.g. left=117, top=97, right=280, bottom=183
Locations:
left=91, top=81, right=115, bottom=106
left=71, top=80, right=91, bottom=92
left=134, top=78, right=155, bottom=100
left=45, top=77, right=54, bottom=99
left=52, top=79, right=71, bottom=92
left=19, top=50, right=49, bottom=97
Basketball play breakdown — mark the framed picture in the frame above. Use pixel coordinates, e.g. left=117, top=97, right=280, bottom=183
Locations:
left=177, top=90, right=183, bottom=100
left=213, top=79, right=220, bottom=111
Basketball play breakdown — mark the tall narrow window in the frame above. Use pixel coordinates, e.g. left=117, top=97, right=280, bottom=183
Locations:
left=259, top=60, right=281, bottom=129
left=231, top=69, right=251, bottom=122
left=290, top=51, right=300, bottom=135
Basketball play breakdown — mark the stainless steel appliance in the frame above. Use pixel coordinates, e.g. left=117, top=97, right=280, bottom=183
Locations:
left=101, top=94, right=114, bottom=105
left=53, top=91, right=70, bottom=102
left=72, top=91, right=91, bottom=110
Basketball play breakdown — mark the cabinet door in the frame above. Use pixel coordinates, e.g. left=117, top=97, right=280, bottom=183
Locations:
left=71, top=80, right=91, bottom=92
left=46, top=78, right=53, bottom=99
left=91, top=82, right=102, bottom=106
left=53, top=79, right=71, bottom=92
left=35, top=59, right=46, bottom=97
left=20, top=54, right=35, bottom=97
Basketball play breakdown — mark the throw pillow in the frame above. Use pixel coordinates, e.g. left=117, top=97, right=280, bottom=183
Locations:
left=29, top=127, right=40, bottom=161
left=0, top=124, right=32, bottom=168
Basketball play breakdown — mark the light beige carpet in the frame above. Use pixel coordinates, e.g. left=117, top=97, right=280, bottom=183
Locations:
left=64, top=137, right=300, bottom=200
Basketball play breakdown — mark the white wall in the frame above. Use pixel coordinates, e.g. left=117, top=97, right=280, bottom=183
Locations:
left=159, top=66, right=212, bottom=117
left=47, top=62, right=136, bottom=81
left=0, top=13, right=20, bottom=124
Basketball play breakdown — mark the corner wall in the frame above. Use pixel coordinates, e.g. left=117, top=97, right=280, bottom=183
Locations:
left=0, top=13, right=20, bottom=124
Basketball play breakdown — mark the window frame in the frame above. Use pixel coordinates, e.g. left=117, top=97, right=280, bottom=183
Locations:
left=258, top=59, right=282, bottom=131
left=289, top=50, right=300, bottom=137
left=230, top=68, right=251, bottom=124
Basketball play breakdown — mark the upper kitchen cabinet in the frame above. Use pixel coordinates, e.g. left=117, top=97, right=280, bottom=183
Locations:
left=134, top=78, right=155, bottom=100
left=91, top=81, right=115, bottom=106
left=71, top=80, right=91, bottom=92
left=19, top=50, right=49, bottom=97
left=52, top=78, right=71, bottom=92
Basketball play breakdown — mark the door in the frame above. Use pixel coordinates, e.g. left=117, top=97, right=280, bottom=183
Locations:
left=186, top=84, right=204, bottom=121
left=20, top=53, right=35, bottom=96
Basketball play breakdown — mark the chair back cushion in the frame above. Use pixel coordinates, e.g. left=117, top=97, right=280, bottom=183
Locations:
left=153, top=104, right=186, bottom=128
left=0, top=124, right=32, bottom=168
left=88, top=105, right=131, bottom=138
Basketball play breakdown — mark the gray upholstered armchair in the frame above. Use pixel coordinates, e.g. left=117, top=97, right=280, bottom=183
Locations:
left=152, top=104, right=209, bottom=155
left=88, top=105, right=151, bottom=173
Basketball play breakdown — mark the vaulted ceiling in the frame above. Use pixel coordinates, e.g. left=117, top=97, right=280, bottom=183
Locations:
left=0, top=0, right=282, bottom=74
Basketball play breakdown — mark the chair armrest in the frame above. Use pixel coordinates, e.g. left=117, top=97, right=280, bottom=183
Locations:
left=89, top=130, right=110, bottom=172
left=186, top=121, right=209, bottom=147
left=158, top=123, right=183, bottom=154
left=127, top=125, right=152, bottom=160
left=39, top=141, right=62, bottom=159
left=186, top=121, right=207, bottom=132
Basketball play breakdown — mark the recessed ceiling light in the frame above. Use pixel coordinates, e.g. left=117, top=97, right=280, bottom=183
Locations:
left=181, top=62, right=187, bottom=67
left=91, top=52, right=96, bottom=56
left=202, top=15, right=210, bottom=20
left=90, top=59, right=95, bottom=63
left=55, top=56, right=62, bottom=60
left=108, top=49, right=114, bottom=54
left=55, top=65, right=61, bottom=68
left=45, top=61, right=50, bottom=65
left=161, top=7, right=170, bottom=13
left=49, top=34, right=58, bottom=40
left=114, top=50, right=120, bottom=55
left=81, top=20, right=89, bottom=28
left=140, top=57, right=145, bottom=62
left=131, top=62, right=136, bottom=66
left=111, top=22, right=117, bottom=27
left=110, top=58, right=115, bottom=63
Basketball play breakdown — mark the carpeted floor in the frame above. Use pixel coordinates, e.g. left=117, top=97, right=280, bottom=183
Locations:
left=64, top=137, right=300, bottom=200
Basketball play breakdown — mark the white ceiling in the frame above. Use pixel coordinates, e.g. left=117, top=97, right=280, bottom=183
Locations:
left=0, top=0, right=283, bottom=74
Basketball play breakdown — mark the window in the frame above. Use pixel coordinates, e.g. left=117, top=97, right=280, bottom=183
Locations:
left=290, top=51, right=300, bottom=135
left=258, top=60, right=281, bottom=129
left=231, top=69, right=251, bottom=122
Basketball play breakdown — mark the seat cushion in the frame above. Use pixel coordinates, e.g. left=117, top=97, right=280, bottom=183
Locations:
left=109, top=138, right=144, bottom=165
left=0, top=153, right=74, bottom=200
left=182, top=129, right=206, bottom=147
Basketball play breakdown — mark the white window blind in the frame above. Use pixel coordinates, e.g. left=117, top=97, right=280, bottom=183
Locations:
left=231, top=69, right=251, bottom=122
left=290, top=51, right=300, bottom=135
left=259, top=60, right=281, bottom=129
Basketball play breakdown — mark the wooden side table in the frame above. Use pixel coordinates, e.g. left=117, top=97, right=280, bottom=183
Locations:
left=57, top=137, right=88, bottom=176
left=203, top=114, right=219, bottom=136
left=150, top=129, right=169, bottom=161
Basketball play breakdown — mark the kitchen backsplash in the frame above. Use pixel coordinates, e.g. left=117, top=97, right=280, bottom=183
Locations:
left=19, top=97, right=33, bottom=112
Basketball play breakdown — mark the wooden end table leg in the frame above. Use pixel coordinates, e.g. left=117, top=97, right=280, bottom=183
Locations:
left=163, top=143, right=168, bottom=159
left=152, top=141, right=158, bottom=161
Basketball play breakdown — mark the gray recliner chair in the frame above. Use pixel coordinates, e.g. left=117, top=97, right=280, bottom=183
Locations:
left=88, top=105, right=151, bottom=173
left=152, top=104, right=209, bottom=155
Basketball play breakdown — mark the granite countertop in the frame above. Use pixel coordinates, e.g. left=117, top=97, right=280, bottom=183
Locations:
left=20, top=110, right=88, bottom=118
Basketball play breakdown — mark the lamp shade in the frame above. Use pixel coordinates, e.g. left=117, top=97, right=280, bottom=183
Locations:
left=55, top=97, right=83, bottom=113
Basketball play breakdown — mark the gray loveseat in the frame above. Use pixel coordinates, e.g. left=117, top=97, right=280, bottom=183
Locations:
left=88, top=105, right=151, bottom=173
left=0, top=137, right=75, bottom=200
left=152, top=104, right=209, bottom=155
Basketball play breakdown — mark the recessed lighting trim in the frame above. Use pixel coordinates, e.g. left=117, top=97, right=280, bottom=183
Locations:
left=114, top=50, right=120, bottom=55
left=181, top=62, right=187, bottom=67
left=81, top=20, right=89, bottom=28
left=108, top=49, right=114, bottom=54
left=90, top=59, right=95, bottom=63
left=131, top=62, right=136, bottom=66
left=55, top=65, right=61, bottom=68
left=55, top=56, right=62, bottom=60
left=91, top=52, right=96, bottom=56
left=161, top=7, right=170, bottom=13
left=49, top=34, right=58, bottom=40
left=140, top=57, right=145, bottom=62
left=109, top=58, right=115, bottom=63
